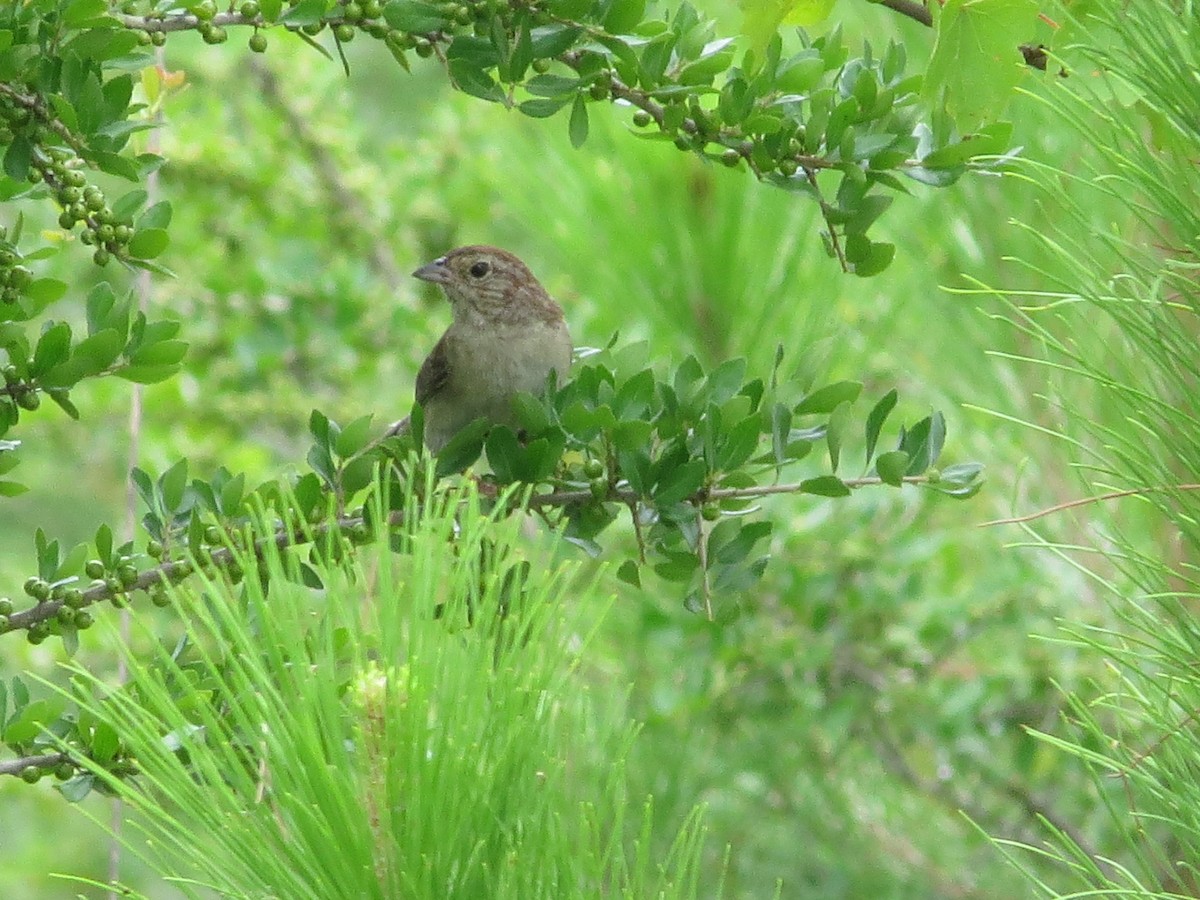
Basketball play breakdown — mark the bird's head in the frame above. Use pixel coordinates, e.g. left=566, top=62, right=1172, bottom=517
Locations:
left=412, top=245, right=563, bottom=327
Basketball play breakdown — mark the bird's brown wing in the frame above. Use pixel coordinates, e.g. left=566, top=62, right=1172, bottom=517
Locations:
left=415, top=333, right=451, bottom=406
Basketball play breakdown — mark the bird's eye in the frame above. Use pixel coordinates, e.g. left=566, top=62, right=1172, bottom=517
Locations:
left=468, top=261, right=490, bottom=278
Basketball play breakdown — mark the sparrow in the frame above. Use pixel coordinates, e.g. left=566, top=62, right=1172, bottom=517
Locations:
left=402, top=245, right=572, bottom=452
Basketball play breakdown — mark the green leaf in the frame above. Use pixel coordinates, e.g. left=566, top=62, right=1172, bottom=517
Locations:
left=449, top=58, right=505, bottom=103
left=864, top=388, right=898, bottom=465
left=770, top=402, right=791, bottom=469
left=653, top=458, right=706, bottom=506
left=616, top=559, right=641, bottom=587
left=850, top=239, right=895, bottom=278
left=826, top=400, right=851, bottom=474
left=795, top=380, right=862, bottom=415
left=65, top=0, right=111, bottom=26
left=24, top=278, right=68, bottom=305
left=130, top=339, right=188, bottom=366
left=127, top=227, right=169, bottom=260
left=569, top=93, right=589, bottom=148
left=530, top=24, right=582, bottom=57
left=875, top=450, right=909, bottom=486
left=3, top=135, right=32, bottom=181
left=800, top=475, right=850, bottom=497
left=0, top=479, right=29, bottom=497
left=434, top=418, right=490, bottom=477
left=923, top=0, right=1039, bottom=130
left=281, top=0, right=333, bottom=26
left=159, top=459, right=189, bottom=513
left=485, top=426, right=522, bottom=483
left=113, top=363, right=180, bottom=384
left=32, top=322, right=72, bottom=376
left=138, top=200, right=173, bottom=230
left=334, top=414, right=374, bottom=458
left=604, top=0, right=646, bottom=33
left=519, top=97, right=571, bottom=118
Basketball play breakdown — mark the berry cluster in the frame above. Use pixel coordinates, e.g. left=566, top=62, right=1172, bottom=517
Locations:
left=0, top=226, right=33, bottom=306
left=0, top=93, right=133, bottom=267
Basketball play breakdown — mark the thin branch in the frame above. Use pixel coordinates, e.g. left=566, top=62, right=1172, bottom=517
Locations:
left=874, top=0, right=933, bottom=27
left=979, top=484, right=1200, bottom=527
left=0, top=752, right=68, bottom=778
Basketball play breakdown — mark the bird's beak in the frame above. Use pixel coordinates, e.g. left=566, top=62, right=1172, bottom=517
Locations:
left=412, top=257, right=452, bottom=285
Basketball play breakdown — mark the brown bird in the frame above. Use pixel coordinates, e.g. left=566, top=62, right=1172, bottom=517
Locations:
left=403, top=246, right=572, bottom=452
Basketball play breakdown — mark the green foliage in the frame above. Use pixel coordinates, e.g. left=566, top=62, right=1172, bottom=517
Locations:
left=924, top=0, right=1040, bottom=131
left=50, top=475, right=712, bottom=898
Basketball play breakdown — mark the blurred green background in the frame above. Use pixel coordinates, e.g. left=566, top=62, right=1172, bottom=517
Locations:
left=0, top=3, right=1172, bottom=898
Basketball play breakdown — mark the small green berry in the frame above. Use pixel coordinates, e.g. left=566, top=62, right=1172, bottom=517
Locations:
left=239, top=0, right=260, bottom=15
left=925, top=467, right=941, bottom=483
left=589, top=83, right=608, bottom=101
left=778, top=158, right=799, bottom=177
left=583, top=458, right=604, bottom=479
left=0, top=614, right=9, bottom=631
left=362, top=0, right=382, bottom=16
left=147, top=539, right=164, bottom=558
left=701, top=503, right=721, bottom=521
left=150, top=30, right=166, bottom=46
left=202, top=24, right=228, bottom=43
left=92, top=248, right=110, bottom=266
left=0, top=597, right=11, bottom=615
left=20, top=766, right=42, bottom=783
left=24, top=577, right=42, bottom=597
left=589, top=478, right=608, bottom=501
left=414, top=37, right=433, bottom=57
left=118, top=565, right=139, bottom=588
left=633, top=109, right=652, bottom=127
left=58, top=211, right=76, bottom=229
left=64, top=588, right=86, bottom=609
left=17, top=390, right=40, bottom=411
left=721, top=148, right=741, bottom=167
left=54, top=762, right=74, bottom=781
left=342, top=0, right=363, bottom=21
left=84, top=560, right=105, bottom=579
left=193, top=0, right=217, bottom=20
left=249, top=31, right=268, bottom=52
left=75, top=610, right=94, bottom=629
left=333, top=23, right=355, bottom=41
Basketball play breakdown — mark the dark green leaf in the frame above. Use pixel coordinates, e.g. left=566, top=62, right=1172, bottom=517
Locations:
left=875, top=450, right=909, bottom=486
left=449, top=58, right=505, bottom=103
left=282, top=0, right=333, bottom=26
left=435, top=418, right=490, bottom=477
left=653, top=458, right=706, bottom=506
left=519, top=97, right=570, bottom=117
left=826, top=400, right=851, bottom=474
left=800, top=475, right=850, bottom=497
left=159, top=459, right=189, bottom=513
left=3, top=135, right=32, bottom=181
left=616, top=559, right=641, bottom=587
left=864, top=388, right=898, bottom=466
left=530, top=24, right=582, bottom=58
left=24, top=278, right=68, bottom=305
left=795, top=380, right=862, bottom=415
left=485, top=426, right=522, bottom=483
left=31, top=322, right=72, bottom=376
left=569, top=93, right=589, bottom=147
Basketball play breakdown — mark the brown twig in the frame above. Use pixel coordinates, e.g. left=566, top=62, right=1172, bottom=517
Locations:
left=979, top=484, right=1200, bottom=527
